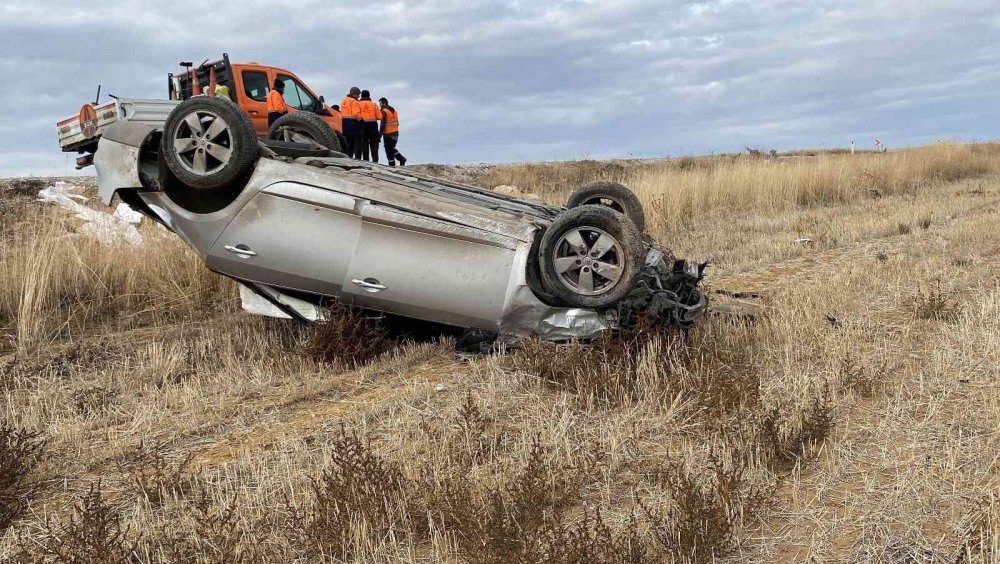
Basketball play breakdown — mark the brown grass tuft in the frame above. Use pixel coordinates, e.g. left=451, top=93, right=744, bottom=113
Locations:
left=511, top=322, right=682, bottom=407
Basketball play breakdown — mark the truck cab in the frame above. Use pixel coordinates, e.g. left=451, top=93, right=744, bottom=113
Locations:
left=57, top=54, right=345, bottom=165
left=170, top=54, right=343, bottom=136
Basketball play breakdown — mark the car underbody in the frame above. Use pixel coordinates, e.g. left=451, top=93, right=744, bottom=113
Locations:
left=92, top=100, right=706, bottom=341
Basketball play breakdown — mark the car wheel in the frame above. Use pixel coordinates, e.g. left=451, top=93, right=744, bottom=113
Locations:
left=566, top=180, right=646, bottom=232
left=162, top=97, right=259, bottom=190
left=539, top=205, right=644, bottom=309
left=267, top=112, right=343, bottom=153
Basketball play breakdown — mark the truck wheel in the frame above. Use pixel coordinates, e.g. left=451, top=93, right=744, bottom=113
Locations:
left=539, top=205, right=644, bottom=309
left=162, top=97, right=259, bottom=190
left=268, top=112, right=343, bottom=153
left=566, top=181, right=646, bottom=232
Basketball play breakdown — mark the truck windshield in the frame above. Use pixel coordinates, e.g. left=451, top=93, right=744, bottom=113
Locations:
left=277, top=75, right=318, bottom=112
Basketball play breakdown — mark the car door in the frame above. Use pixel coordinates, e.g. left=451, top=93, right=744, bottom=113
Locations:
left=206, top=181, right=362, bottom=296
left=235, top=68, right=271, bottom=136
left=343, top=203, right=517, bottom=330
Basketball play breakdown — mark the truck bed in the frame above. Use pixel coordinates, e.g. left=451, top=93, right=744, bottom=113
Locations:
left=57, top=98, right=179, bottom=153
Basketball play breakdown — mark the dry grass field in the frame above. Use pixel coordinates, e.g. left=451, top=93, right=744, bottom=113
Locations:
left=0, top=144, right=998, bottom=562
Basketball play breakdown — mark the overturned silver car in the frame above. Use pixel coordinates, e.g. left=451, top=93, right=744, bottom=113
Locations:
left=92, top=97, right=705, bottom=340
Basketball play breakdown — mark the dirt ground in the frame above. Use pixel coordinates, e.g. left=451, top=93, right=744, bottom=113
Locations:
left=1, top=150, right=997, bottom=562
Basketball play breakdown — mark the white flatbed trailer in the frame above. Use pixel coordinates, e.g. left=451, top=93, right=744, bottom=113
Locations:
left=56, top=98, right=179, bottom=154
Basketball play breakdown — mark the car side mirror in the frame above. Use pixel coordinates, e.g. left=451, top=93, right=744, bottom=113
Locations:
left=319, top=95, right=325, bottom=104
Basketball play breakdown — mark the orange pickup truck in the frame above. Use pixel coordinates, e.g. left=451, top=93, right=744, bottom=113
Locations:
left=169, top=54, right=342, bottom=137
left=58, top=53, right=345, bottom=163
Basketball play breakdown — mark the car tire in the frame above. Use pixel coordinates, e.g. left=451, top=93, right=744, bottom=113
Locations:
left=566, top=181, right=646, bottom=232
left=539, top=205, right=644, bottom=309
left=162, top=97, right=259, bottom=191
left=267, top=112, right=343, bottom=153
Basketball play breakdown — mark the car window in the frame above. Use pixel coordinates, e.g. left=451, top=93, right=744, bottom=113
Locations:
left=277, top=75, right=318, bottom=112
left=242, top=71, right=269, bottom=102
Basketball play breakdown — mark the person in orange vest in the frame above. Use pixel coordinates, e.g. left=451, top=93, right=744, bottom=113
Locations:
left=266, top=79, right=289, bottom=127
left=379, top=97, right=407, bottom=166
left=357, top=90, right=382, bottom=162
left=340, top=86, right=362, bottom=158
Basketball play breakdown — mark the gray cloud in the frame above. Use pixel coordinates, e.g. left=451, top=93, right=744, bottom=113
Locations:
left=2, top=0, right=999, bottom=176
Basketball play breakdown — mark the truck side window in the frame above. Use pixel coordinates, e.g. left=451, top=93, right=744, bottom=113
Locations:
left=277, top=75, right=318, bottom=112
left=242, top=71, right=269, bottom=102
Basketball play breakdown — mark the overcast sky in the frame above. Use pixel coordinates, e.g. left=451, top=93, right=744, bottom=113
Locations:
left=2, top=0, right=999, bottom=176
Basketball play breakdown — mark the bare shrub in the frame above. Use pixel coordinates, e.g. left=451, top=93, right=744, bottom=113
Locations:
left=427, top=437, right=602, bottom=564
left=836, top=354, right=882, bottom=397
left=756, top=382, right=835, bottom=469
left=450, top=393, right=506, bottom=466
left=645, top=450, right=771, bottom=563
left=909, top=281, right=960, bottom=321
left=31, top=482, right=141, bottom=563
left=0, top=422, right=46, bottom=532
left=539, top=507, right=653, bottom=564
left=956, top=492, right=999, bottom=564
left=791, top=381, right=835, bottom=456
left=122, top=440, right=194, bottom=506
left=289, top=428, right=411, bottom=560
left=161, top=491, right=283, bottom=564
left=301, top=304, right=390, bottom=367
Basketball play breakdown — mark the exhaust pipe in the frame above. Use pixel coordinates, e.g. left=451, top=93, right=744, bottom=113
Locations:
left=76, top=154, right=94, bottom=169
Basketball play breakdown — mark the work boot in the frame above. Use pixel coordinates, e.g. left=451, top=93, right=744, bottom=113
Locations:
left=398, top=155, right=407, bottom=166
left=388, top=161, right=396, bottom=167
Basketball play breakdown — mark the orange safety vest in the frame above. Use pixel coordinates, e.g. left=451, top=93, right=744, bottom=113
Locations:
left=382, top=107, right=399, bottom=134
left=266, top=90, right=287, bottom=113
left=358, top=99, right=379, bottom=122
left=340, top=96, right=360, bottom=120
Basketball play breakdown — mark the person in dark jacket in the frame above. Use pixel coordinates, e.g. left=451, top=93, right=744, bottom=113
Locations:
left=340, top=87, right=362, bottom=158
left=357, top=90, right=381, bottom=162
left=379, top=97, right=407, bottom=166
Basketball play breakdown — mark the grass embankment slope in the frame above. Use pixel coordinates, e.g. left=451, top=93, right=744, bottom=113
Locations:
left=0, top=143, right=998, bottom=562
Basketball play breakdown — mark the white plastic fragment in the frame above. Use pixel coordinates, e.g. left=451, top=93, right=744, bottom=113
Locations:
left=434, top=383, right=446, bottom=393
left=113, top=202, right=143, bottom=224
left=237, top=283, right=326, bottom=321
left=36, top=182, right=144, bottom=246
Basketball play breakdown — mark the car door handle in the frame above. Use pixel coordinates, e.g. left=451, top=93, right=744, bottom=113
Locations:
left=225, top=245, right=257, bottom=257
left=352, top=278, right=387, bottom=292
left=248, top=110, right=259, bottom=115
